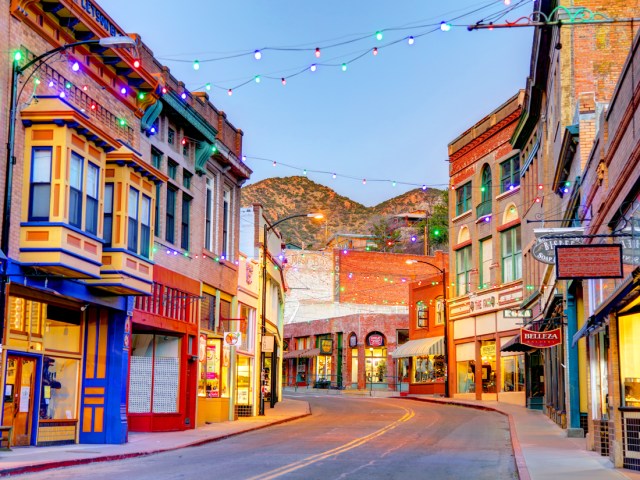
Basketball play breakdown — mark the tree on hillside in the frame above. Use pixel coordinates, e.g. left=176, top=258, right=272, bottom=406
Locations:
left=369, top=218, right=403, bottom=253
left=414, top=190, right=449, bottom=254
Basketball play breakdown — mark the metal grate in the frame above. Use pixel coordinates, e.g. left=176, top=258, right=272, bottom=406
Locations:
left=623, top=412, right=640, bottom=471
left=580, top=413, right=589, bottom=434
left=593, top=419, right=610, bottom=457
left=235, top=405, right=253, bottom=417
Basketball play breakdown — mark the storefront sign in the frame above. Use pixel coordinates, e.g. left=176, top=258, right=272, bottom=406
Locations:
left=521, top=327, right=562, bottom=348
left=504, top=309, right=532, bottom=318
left=532, top=228, right=584, bottom=264
left=367, top=334, right=384, bottom=347
left=349, top=335, right=357, bottom=348
left=556, top=244, right=623, bottom=279
left=468, top=293, right=496, bottom=313
left=80, top=0, right=122, bottom=36
left=319, top=339, right=333, bottom=355
left=480, top=343, right=496, bottom=358
left=224, top=332, right=242, bottom=348
left=261, top=335, right=274, bottom=353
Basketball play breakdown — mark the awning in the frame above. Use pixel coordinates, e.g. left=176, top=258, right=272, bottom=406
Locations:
left=391, top=336, right=444, bottom=358
left=283, top=348, right=321, bottom=359
left=500, top=334, right=535, bottom=353
left=571, top=316, right=602, bottom=347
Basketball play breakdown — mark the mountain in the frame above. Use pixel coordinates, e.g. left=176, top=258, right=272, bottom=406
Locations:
left=240, top=176, right=444, bottom=249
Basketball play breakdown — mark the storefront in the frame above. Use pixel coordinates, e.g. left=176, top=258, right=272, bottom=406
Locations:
left=128, top=267, right=199, bottom=432
left=391, top=336, right=446, bottom=396
left=1, top=282, right=130, bottom=446
left=364, top=332, right=388, bottom=390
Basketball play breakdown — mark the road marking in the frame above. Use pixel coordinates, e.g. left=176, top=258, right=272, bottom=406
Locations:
left=246, top=404, right=415, bottom=480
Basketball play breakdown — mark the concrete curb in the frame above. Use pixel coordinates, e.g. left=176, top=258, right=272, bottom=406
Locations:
left=0, top=410, right=312, bottom=478
left=396, top=396, right=531, bottom=480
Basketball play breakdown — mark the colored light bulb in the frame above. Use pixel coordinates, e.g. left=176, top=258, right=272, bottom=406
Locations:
left=408, top=36, right=415, bottom=45
left=310, top=64, right=317, bottom=72
left=14, top=51, right=22, bottom=62
left=341, top=63, right=347, bottom=72
left=440, top=21, right=451, bottom=32
left=315, top=47, right=321, bottom=58
left=193, top=60, right=200, bottom=70
left=72, top=61, right=80, bottom=72
left=120, top=87, right=127, bottom=95
left=181, top=92, right=187, bottom=99
left=205, top=83, right=211, bottom=91
left=133, top=59, right=140, bottom=68
left=373, top=47, right=378, bottom=56
left=375, top=31, right=383, bottom=41
left=254, top=50, right=262, bottom=60
left=227, top=89, right=232, bottom=96
left=255, top=75, right=261, bottom=83
left=281, top=78, right=286, bottom=86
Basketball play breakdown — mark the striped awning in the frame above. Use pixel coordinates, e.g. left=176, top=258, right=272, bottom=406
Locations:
left=391, top=336, right=444, bottom=358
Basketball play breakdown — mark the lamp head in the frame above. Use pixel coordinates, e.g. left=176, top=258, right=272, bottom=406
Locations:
left=406, top=260, right=418, bottom=265
left=307, top=213, right=324, bottom=220
left=98, top=36, right=137, bottom=48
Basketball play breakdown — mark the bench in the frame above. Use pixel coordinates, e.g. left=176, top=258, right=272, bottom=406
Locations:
left=0, top=426, right=13, bottom=451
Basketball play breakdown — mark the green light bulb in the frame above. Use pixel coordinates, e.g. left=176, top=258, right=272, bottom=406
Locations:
left=14, top=51, right=22, bottom=62
left=375, top=31, right=383, bottom=41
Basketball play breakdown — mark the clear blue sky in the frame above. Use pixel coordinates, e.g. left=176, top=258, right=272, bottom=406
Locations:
left=102, top=0, right=534, bottom=207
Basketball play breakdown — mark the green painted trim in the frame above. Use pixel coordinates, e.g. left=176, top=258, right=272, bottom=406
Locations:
left=162, top=92, right=217, bottom=143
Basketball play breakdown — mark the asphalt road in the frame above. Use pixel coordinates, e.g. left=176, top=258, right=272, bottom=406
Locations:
left=16, top=394, right=517, bottom=480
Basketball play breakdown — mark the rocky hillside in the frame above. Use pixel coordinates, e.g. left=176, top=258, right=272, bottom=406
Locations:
left=240, top=176, right=444, bottom=249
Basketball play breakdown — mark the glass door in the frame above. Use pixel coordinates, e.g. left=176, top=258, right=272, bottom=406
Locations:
left=3, top=355, right=37, bottom=446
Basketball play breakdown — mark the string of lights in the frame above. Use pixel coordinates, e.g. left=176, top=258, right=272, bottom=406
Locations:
left=150, top=0, right=532, bottom=95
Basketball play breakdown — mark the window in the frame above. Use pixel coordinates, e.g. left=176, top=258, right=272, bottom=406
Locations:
left=86, top=163, right=99, bottom=235
left=141, top=195, right=151, bottom=258
left=205, top=178, right=214, bottom=251
left=167, top=127, right=175, bottom=145
left=435, top=297, right=445, bottom=325
left=478, top=165, right=492, bottom=217
left=222, top=188, right=231, bottom=259
left=456, top=245, right=472, bottom=296
left=128, top=187, right=139, bottom=252
left=181, top=195, right=191, bottom=250
left=183, top=170, right=192, bottom=189
left=479, top=238, right=493, bottom=288
left=481, top=165, right=492, bottom=203
left=500, top=156, right=520, bottom=192
left=29, top=148, right=52, bottom=220
left=619, top=315, right=640, bottom=407
left=455, top=182, right=472, bottom=216
left=151, top=148, right=162, bottom=169
left=103, top=183, right=114, bottom=247
left=501, top=226, right=522, bottom=282
left=168, top=160, right=177, bottom=180
left=413, top=355, right=446, bottom=383
left=69, top=152, right=84, bottom=228
left=166, top=187, right=176, bottom=244
left=417, top=302, right=428, bottom=328
left=182, top=142, right=189, bottom=157
left=501, top=353, right=524, bottom=392
left=154, top=183, right=161, bottom=237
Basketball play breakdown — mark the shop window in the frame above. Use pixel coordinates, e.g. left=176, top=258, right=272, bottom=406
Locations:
left=500, top=156, right=520, bottom=192
left=501, top=226, right=522, bottom=283
left=365, top=347, right=387, bottom=384
left=480, top=340, right=497, bottom=393
left=43, top=306, right=81, bottom=354
left=40, top=357, right=79, bottom=421
left=501, top=354, right=524, bottom=392
left=235, top=356, right=252, bottom=405
left=199, top=337, right=222, bottom=398
left=456, top=245, right=472, bottom=296
left=619, top=315, right=640, bottom=407
left=29, top=148, right=52, bottom=221
left=129, top=334, right=180, bottom=414
left=69, top=152, right=83, bottom=228
left=413, top=355, right=446, bottom=383
left=86, top=163, right=99, bottom=235
left=457, top=360, right=476, bottom=393
left=239, top=304, right=255, bottom=350
left=316, top=355, right=332, bottom=383
left=351, top=348, right=358, bottom=384
left=455, top=182, right=472, bottom=216
left=7, top=297, right=44, bottom=351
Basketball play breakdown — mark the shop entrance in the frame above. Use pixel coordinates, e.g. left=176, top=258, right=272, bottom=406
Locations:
left=3, top=355, right=37, bottom=446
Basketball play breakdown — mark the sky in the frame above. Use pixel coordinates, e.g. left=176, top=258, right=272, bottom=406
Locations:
left=101, top=0, right=535, bottom=207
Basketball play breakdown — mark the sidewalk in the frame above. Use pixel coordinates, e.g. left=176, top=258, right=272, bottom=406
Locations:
left=400, top=395, right=640, bottom=480
left=0, top=399, right=310, bottom=477
left=1, top=391, right=640, bottom=479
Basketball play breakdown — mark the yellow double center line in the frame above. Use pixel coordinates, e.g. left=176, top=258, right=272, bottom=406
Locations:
left=248, top=405, right=415, bottom=480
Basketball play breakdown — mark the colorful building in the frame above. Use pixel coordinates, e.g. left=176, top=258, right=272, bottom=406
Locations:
left=447, top=92, right=527, bottom=406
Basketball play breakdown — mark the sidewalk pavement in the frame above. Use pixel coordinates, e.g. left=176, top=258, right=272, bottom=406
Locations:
left=1, top=389, right=639, bottom=480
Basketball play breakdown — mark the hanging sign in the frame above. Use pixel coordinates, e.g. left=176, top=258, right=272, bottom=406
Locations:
left=261, top=335, right=275, bottom=353
left=319, top=339, right=333, bottom=355
left=532, top=228, right=585, bottom=264
left=224, top=332, right=242, bottom=348
left=520, top=327, right=562, bottom=348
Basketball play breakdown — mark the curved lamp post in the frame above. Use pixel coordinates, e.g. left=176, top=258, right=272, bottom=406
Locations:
left=1, top=35, right=138, bottom=345
left=406, top=259, right=449, bottom=397
left=259, top=212, right=323, bottom=415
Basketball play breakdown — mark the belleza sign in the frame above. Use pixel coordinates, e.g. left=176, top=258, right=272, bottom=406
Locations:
left=520, top=327, right=562, bottom=348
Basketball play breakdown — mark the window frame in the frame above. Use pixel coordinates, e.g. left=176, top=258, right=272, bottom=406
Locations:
left=455, top=182, right=472, bottom=216
left=456, top=245, right=472, bottom=296
left=501, top=225, right=522, bottom=283
left=141, top=195, right=151, bottom=258
left=500, top=156, right=520, bottom=193
left=181, top=194, right=191, bottom=251
left=128, top=187, right=140, bottom=253
left=29, top=147, right=53, bottom=221
left=69, top=151, right=84, bottom=229
left=103, top=183, right=114, bottom=247
left=85, top=162, right=100, bottom=235
left=166, top=186, right=177, bottom=244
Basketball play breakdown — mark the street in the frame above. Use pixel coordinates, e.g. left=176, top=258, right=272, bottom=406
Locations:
left=14, top=394, right=516, bottom=480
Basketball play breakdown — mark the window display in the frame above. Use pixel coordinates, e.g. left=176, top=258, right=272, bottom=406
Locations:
left=412, top=355, right=446, bottom=383
left=40, top=357, right=78, bottom=420
left=457, top=360, right=476, bottom=393
left=480, top=340, right=497, bottom=393
left=619, top=314, right=640, bottom=407
left=501, top=354, right=524, bottom=392
left=199, top=338, right=221, bottom=398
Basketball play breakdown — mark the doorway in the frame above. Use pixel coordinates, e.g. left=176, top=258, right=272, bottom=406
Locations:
left=3, top=355, right=38, bottom=446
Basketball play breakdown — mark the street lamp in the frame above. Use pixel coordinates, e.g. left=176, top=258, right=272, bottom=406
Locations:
left=1, top=35, right=138, bottom=345
left=406, top=258, right=449, bottom=397
left=369, top=347, right=374, bottom=397
left=259, top=212, right=323, bottom=415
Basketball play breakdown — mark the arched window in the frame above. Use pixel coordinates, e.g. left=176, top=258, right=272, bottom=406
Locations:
left=478, top=165, right=492, bottom=217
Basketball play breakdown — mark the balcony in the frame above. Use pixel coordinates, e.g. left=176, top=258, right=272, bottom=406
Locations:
left=476, top=200, right=492, bottom=218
